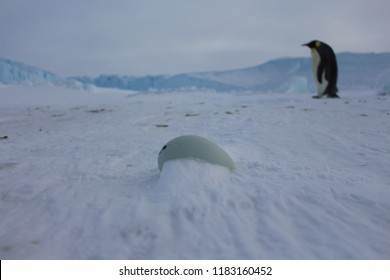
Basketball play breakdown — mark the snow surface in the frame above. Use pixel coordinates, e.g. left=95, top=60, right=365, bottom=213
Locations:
left=0, top=85, right=389, bottom=259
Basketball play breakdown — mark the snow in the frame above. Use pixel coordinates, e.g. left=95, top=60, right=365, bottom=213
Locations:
left=0, top=85, right=389, bottom=259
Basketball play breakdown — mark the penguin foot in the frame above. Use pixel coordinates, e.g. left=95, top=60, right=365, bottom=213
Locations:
left=312, top=95, right=321, bottom=99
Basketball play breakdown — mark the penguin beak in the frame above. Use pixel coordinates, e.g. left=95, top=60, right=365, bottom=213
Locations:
left=302, top=43, right=309, bottom=47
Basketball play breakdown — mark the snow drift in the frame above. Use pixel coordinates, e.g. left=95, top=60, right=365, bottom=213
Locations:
left=0, top=86, right=389, bottom=259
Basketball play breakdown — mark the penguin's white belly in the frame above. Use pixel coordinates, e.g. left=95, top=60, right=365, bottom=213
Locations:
left=311, top=49, right=328, bottom=96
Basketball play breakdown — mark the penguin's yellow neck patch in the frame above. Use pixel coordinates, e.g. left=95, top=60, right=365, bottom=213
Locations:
left=315, top=41, right=321, bottom=48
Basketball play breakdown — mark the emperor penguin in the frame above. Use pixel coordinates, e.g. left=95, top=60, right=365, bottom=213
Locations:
left=303, top=40, right=339, bottom=98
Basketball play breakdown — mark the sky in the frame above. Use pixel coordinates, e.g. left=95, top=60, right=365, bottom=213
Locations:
left=1, top=0, right=389, bottom=77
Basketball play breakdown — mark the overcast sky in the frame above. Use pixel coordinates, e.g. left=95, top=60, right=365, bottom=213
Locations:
left=1, top=0, right=389, bottom=77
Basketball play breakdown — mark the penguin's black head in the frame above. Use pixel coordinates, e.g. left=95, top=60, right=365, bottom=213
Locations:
left=302, top=40, right=321, bottom=49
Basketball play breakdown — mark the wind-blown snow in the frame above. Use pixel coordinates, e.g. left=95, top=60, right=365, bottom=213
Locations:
left=0, top=86, right=389, bottom=259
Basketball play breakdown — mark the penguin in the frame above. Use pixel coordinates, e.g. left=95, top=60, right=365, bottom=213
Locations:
left=303, top=40, right=339, bottom=98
